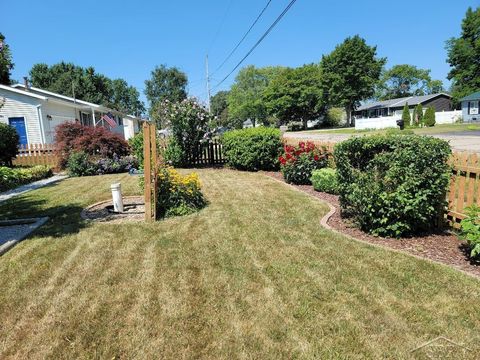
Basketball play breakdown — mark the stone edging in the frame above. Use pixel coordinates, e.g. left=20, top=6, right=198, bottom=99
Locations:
left=264, top=174, right=480, bottom=280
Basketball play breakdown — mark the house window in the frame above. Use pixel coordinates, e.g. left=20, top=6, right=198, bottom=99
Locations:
left=468, top=101, right=479, bottom=115
left=117, top=115, right=123, bottom=126
left=81, top=112, right=93, bottom=127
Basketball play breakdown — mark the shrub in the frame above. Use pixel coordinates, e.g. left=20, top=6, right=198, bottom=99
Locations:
left=155, top=166, right=206, bottom=218
left=459, top=205, right=480, bottom=259
left=335, top=134, right=451, bottom=237
left=67, top=151, right=139, bottom=177
left=222, top=127, right=283, bottom=171
left=0, top=123, right=19, bottom=166
left=0, top=165, right=52, bottom=192
left=128, top=132, right=144, bottom=166
left=155, top=98, right=210, bottom=166
left=164, top=138, right=185, bottom=167
left=55, top=122, right=130, bottom=168
left=324, top=107, right=345, bottom=127
left=67, top=151, right=96, bottom=176
left=412, top=104, right=423, bottom=126
left=311, top=168, right=338, bottom=194
left=280, top=142, right=329, bottom=184
left=423, top=107, right=436, bottom=127
left=401, top=103, right=411, bottom=125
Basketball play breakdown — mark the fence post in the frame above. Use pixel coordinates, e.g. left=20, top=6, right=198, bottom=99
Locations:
left=143, top=123, right=152, bottom=222
left=150, top=123, right=157, bottom=220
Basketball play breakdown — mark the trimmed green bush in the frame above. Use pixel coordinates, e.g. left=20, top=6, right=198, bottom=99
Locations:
left=0, top=165, right=52, bottom=192
left=128, top=132, right=144, bottom=166
left=401, top=103, right=411, bottom=125
left=0, top=123, right=19, bottom=166
left=423, top=107, right=436, bottom=127
left=311, top=168, right=338, bottom=194
left=324, top=107, right=344, bottom=127
left=221, top=127, right=283, bottom=171
left=335, top=134, right=451, bottom=237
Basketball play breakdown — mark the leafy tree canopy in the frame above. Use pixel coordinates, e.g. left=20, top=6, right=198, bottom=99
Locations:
left=144, top=65, right=188, bottom=108
left=446, top=6, right=480, bottom=101
left=29, top=62, right=144, bottom=115
left=227, top=65, right=284, bottom=128
left=319, top=35, right=386, bottom=125
left=263, top=63, right=324, bottom=128
left=0, top=33, right=14, bottom=85
left=209, top=90, right=230, bottom=128
left=376, top=64, right=444, bottom=100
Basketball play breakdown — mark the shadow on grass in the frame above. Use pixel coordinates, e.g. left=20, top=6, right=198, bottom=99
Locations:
left=0, top=196, right=88, bottom=239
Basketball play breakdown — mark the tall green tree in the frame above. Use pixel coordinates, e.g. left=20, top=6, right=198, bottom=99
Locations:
left=376, top=64, right=444, bottom=100
left=446, top=6, right=480, bottom=102
left=29, top=62, right=144, bottom=115
left=227, top=65, right=284, bottom=128
left=319, top=35, right=386, bottom=126
left=144, top=65, right=187, bottom=108
left=263, top=64, right=324, bottom=129
left=210, top=90, right=230, bottom=128
left=401, top=103, right=411, bottom=125
left=0, top=33, right=14, bottom=85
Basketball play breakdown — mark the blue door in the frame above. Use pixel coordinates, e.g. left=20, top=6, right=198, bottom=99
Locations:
left=8, top=117, right=28, bottom=145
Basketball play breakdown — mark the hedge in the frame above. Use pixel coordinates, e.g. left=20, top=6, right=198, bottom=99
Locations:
left=334, top=134, right=451, bottom=237
left=0, top=123, right=19, bottom=166
left=0, top=165, right=53, bottom=192
left=221, top=127, right=283, bottom=171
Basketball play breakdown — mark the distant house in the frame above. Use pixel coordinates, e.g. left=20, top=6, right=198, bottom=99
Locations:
left=354, top=93, right=453, bottom=119
left=460, top=91, right=480, bottom=122
left=0, top=83, right=142, bottom=146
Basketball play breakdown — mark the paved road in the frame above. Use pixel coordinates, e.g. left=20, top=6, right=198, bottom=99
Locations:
left=285, top=131, right=480, bottom=153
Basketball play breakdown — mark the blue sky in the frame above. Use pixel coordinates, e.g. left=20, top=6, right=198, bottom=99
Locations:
left=3, top=0, right=478, bottom=105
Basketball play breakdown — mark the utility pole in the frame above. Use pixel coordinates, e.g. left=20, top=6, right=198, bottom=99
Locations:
left=205, top=55, right=211, bottom=112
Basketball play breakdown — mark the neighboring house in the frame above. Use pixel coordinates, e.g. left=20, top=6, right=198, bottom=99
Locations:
left=0, top=83, right=142, bottom=146
left=354, top=93, right=453, bottom=119
left=460, top=91, right=480, bottom=122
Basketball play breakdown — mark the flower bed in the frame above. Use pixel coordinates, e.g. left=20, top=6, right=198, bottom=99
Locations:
left=0, top=165, right=53, bottom=192
left=279, top=142, right=329, bottom=184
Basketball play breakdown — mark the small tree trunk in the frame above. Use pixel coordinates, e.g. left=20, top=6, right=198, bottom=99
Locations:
left=345, top=104, right=353, bottom=127
left=302, top=118, right=308, bottom=130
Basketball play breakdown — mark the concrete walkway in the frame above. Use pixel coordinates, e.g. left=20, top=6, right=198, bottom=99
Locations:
left=0, top=174, right=68, bottom=203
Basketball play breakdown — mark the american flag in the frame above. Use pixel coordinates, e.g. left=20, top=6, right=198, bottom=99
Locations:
left=101, top=112, right=117, bottom=128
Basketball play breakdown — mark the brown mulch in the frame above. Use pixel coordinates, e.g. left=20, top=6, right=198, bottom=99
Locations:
left=81, top=196, right=145, bottom=223
left=264, top=171, right=480, bottom=278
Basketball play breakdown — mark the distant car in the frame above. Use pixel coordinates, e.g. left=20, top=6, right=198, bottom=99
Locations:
left=214, top=126, right=229, bottom=136
left=157, top=129, right=171, bottom=138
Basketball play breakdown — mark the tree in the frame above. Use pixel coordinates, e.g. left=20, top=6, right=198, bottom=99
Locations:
left=413, top=103, right=423, bottom=126
left=263, top=64, right=324, bottom=129
left=227, top=65, right=284, bottom=128
left=144, top=65, right=187, bottom=108
left=29, top=62, right=144, bottom=115
left=319, top=35, right=386, bottom=126
left=0, top=33, right=14, bottom=85
left=376, top=64, right=444, bottom=100
left=401, top=103, right=411, bottom=125
left=210, top=90, right=229, bottom=128
left=446, top=6, right=480, bottom=102
left=423, top=107, right=436, bottom=127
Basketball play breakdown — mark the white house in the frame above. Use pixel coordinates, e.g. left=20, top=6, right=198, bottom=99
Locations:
left=0, top=83, right=142, bottom=146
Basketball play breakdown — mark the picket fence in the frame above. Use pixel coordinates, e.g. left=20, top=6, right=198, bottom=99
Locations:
left=12, top=144, right=58, bottom=167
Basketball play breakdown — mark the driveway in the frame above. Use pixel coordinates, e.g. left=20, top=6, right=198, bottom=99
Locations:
left=284, top=131, right=480, bottom=153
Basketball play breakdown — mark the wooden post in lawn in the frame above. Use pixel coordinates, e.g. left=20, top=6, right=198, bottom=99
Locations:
left=143, top=123, right=152, bottom=222
left=150, top=123, right=157, bottom=220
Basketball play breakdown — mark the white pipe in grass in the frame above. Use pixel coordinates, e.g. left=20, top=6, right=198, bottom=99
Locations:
left=110, top=183, right=124, bottom=213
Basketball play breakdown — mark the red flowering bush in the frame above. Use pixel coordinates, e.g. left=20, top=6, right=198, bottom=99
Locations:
left=280, top=142, right=328, bottom=184
left=55, top=122, right=130, bottom=168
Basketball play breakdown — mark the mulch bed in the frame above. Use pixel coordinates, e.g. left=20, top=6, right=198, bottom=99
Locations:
left=81, top=196, right=145, bottom=223
left=264, top=171, right=480, bottom=278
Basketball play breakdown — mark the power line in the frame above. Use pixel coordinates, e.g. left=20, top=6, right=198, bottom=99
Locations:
left=212, top=0, right=298, bottom=90
left=212, top=0, right=273, bottom=75
left=207, top=0, right=235, bottom=54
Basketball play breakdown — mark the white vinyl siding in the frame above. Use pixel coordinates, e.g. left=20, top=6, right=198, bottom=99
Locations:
left=0, top=88, right=42, bottom=144
left=41, top=101, right=78, bottom=143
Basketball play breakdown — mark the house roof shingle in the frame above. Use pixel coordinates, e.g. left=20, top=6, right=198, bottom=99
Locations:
left=357, top=93, right=451, bottom=111
left=460, top=91, right=480, bottom=102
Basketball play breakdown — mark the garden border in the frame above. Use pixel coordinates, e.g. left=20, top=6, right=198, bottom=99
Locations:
left=264, top=173, right=480, bottom=280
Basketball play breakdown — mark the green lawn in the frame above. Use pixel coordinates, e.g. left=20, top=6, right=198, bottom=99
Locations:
left=302, top=123, right=480, bottom=135
left=0, top=170, right=479, bottom=358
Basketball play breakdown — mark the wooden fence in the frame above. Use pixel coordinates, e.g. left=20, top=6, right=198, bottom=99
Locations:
left=143, top=123, right=158, bottom=222
left=186, top=139, right=226, bottom=167
left=12, top=144, right=58, bottom=167
left=447, top=152, right=480, bottom=227
left=285, top=138, right=480, bottom=228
